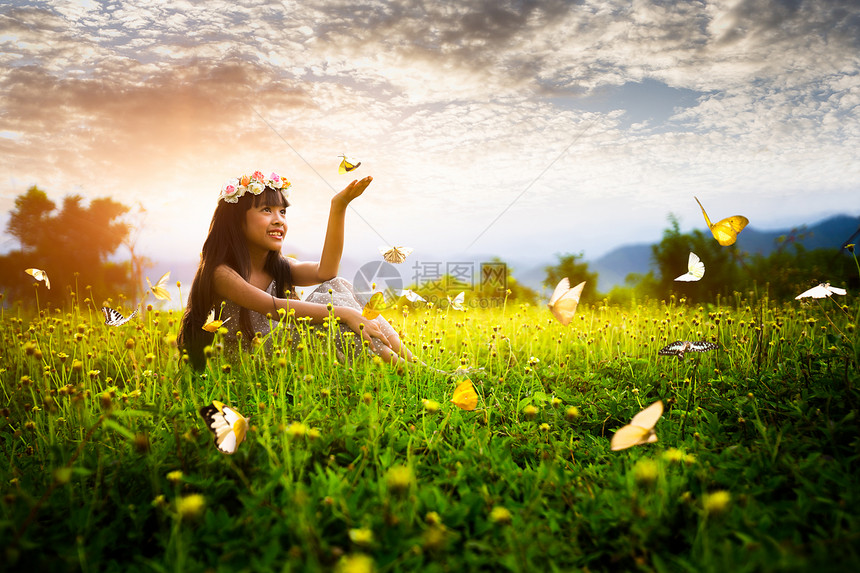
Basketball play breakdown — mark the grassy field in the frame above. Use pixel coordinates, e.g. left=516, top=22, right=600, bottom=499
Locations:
left=1, top=283, right=859, bottom=572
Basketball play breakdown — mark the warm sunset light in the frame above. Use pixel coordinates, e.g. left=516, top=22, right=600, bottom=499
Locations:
left=2, top=4, right=860, bottom=571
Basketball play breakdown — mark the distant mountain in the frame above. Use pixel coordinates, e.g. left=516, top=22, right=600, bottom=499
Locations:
left=149, top=214, right=859, bottom=303
left=589, top=214, right=859, bottom=292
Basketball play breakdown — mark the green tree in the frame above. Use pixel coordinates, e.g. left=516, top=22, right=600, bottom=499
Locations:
left=746, top=243, right=854, bottom=301
left=649, top=215, right=743, bottom=303
left=543, top=252, right=599, bottom=305
left=7, top=186, right=55, bottom=253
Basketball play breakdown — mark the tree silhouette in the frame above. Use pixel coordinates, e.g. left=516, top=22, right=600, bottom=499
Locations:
left=0, top=186, right=133, bottom=305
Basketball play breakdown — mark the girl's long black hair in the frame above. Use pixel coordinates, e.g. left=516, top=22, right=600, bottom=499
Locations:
left=178, top=187, right=292, bottom=369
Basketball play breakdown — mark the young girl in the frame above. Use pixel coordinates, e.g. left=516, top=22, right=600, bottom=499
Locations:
left=178, top=170, right=415, bottom=370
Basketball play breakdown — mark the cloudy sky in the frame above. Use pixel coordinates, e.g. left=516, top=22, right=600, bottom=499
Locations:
left=1, top=0, right=858, bottom=284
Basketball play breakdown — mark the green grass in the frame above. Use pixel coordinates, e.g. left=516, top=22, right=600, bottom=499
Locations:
left=1, top=288, right=859, bottom=572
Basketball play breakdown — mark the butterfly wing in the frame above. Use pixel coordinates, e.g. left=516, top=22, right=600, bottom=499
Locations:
left=148, top=271, right=171, bottom=301
left=548, top=278, right=570, bottom=306
left=401, top=289, right=425, bottom=303
left=675, top=252, right=705, bottom=281
left=451, top=379, right=478, bottom=411
left=102, top=306, right=137, bottom=326
left=658, top=340, right=688, bottom=356
left=362, top=292, right=385, bottom=319
left=629, top=400, right=664, bottom=429
left=448, top=291, right=465, bottom=311
left=202, top=317, right=230, bottom=332
left=199, top=401, right=248, bottom=454
left=25, top=267, right=50, bottom=289
left=796, top=283, right=846, bottom=299
left=610, top=424, right=656, bottom=451
left=548, top=279, right=585, bottom=325
left=711, top=216, right=749, bottom=246
left=694, top=197, right=714, bottom=229
left=380, top=246, right=412, bottom=264
left=338, top=155, right=361, bottom=174
left=688, top=341, right=718, bottom=353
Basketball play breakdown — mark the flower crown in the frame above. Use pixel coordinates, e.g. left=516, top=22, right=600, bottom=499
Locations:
left=219, top=171, right=291, bottom=203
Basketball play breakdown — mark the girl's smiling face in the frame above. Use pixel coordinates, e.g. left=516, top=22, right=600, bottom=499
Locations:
left=243, top=202, right=287, bottom=253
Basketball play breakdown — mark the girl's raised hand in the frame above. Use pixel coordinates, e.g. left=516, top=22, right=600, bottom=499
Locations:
left=332, top=176, right=373, bottom=208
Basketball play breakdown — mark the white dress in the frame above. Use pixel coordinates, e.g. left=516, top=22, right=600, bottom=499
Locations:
left=219, top=276, right=399, bottom=361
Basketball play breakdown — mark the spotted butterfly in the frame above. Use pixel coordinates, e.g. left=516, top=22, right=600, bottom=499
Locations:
left=102, top=306, right=137, bottom=326
left=658, top=340, right=718, bottom=359
left=379, top=246, right=413, bottom=264
left=199, top=400, right=250, bottom=455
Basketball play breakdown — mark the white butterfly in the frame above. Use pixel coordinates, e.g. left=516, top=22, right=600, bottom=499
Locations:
left=199, top=401, right=250, bottom=455
left=795, top=282, right=847, bottom=300
left=448, top=291, right=465, bottom=311
left=547, top=278, right=586, bottom=326
left=674, top=252, right=705, bottom=282
left=658, top=340, right=718, bottom=359
left=400, top=289, right=426, bottom=303
left=102, top=306, right=137, bottom=327
left=147, top=271, right=171, bottom=301
left=25, top=267, right=50, bottom=289
left=379, top=246, right=413, bottom=264
left=611, top=400, right=663, bottom=451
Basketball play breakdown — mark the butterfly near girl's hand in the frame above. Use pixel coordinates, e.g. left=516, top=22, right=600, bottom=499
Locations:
left=547, top=278, right=586, bottom=325
left=379, top=246, right=413, bottom=264
left=338, top=154, right=361, bottom=174
left=362, top=292, right=385, bottom=320
left=451, top=379, right=478, bottom=411
left=611, top=400, right=663, bottom=451
left=25, top=267, right=50, bottom=289
left=199, top=401, right=250, bottom=455
left=102, top=306, right=138, bottom=326
left=695, top=197, right=748, bottom=246
left=147, top=271, right=171, bottom=301
left=674, top=252, right=705, bottom=282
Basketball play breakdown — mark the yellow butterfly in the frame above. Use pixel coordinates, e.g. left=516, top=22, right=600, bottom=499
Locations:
left=202, top=310, right=231, bottom=332
left=338, top=154, right=361, bottom=174
left=448, top=291, right=465, bottom=311
left=379, top=246, right=413, bottom=264
left=674, top=252, right=705, bottom=282
left=451, top=379, right=478, bottom=411
left=547, top=278, right=586, bottom=325
left=362, top=292, right=385, bottom=319
left=199, top=400, right=250, bottom=455
left=25, top=267, right=50, bottom=289
left=610, top=400, right=663, bottom=451
left=147, top=271, right=171, bottom=301
left=694, top=197, right=749, bottom=246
